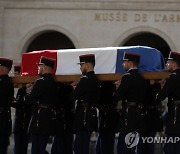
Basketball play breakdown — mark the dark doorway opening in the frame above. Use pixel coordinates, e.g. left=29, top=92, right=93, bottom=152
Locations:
left=122, top=32, right=171, bottom=58
left=26, top=31, right=75, bottom=52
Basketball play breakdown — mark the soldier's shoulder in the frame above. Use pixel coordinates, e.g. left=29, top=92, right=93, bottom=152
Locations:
left=122, top=72, right=131, bottom=78
left=0, top=75, right=10, bottom=82
left=170, top=72, right=176, bottom=75
left=167, top=72, right=179, bottom=82
left=78, top=75, right=89, bottom=84
left=124, top=72, right=131, bottom=76
left=80, top=75, right=88, bottom=80
left=168, top=72, right=177, bottom=78
left=35, top=77, right=45, bottom=84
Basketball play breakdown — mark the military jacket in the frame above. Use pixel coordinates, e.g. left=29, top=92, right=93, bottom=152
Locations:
left=70, top=71, right=101, bottom=132
left=157, top=68, right=180, bottom=134
left=98, top=81, right=119, bottom=133
left=12, top=86, right=32, bottom=134
left=55, top=83, right=74, bottom=135
left=26, top=73, right=58, bottom=135
left=143, top=82, right=163, bottom=133
left=113, top=68, right=147, bottom=132
left=0, top=74, right=14, bottom=135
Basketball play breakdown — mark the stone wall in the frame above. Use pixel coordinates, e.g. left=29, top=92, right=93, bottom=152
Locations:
left=0, top=0, right=180, bottom=63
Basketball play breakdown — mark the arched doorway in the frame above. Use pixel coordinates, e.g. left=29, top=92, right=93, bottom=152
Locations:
left=122, top=32, right=171, bottom=58
left=26, top=30, right=75, bottom=52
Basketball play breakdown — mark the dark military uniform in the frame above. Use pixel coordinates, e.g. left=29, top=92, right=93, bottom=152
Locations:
left=71, top=70, right=101, bottom=154
left=26, top=73, right=58, bottom=154
left=0, top=74, right=14, bottom=154
left=0, top=58, right=14, bottom=154
left=114, top=68, right=147, bottom=132
left=69, top=54, right=100, bottom=154
left=157, top=69, right=180, bottom=134
left=113, top=53, right=147, bottom=154
left=25, top=56, right=58, bottom=154
left=51, top=83, right=74, bottom=154
left=72, top=71, right=100, bottom=131
left=12, top=85, right=32, bottom=154
left=96, top=81, right=119, bottom=154
left=156, top=51, right=180, bottom=154
left=114, top=68, right=147, bottom=154
left=140, top=82, right=163, bottom=154
left=157, top=68, right=180, bottom=154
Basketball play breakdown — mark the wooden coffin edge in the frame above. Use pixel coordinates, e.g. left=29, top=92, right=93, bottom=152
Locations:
left=11, top=72, right=170, bottom=87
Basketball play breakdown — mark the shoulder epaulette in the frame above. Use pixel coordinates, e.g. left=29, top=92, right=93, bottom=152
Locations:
left=81, top=75, right=88, bottom=79
left=123, top=73, right=131, bottom=76
left=167, top=72, right=177, bottom=79
left=36, top=77, right=44, bottom=82
left=169, top=72, right=177, bottom=76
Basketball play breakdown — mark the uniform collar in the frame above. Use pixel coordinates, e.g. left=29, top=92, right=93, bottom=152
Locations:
left=127, top=68, right=138, bottom=73
left=85, top=71, right=95, bottom=76
left=41, top=73, right=53, bottom=77
left=172, top=68, right=180, bottom=73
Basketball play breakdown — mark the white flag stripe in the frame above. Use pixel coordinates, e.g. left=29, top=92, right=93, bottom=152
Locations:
left=56, top=47, right=117, bottom=75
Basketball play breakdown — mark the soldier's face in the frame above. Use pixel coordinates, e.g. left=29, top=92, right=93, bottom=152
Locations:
left=166, top=60, right=174, bottom=71
left=122, top=61, right=130, bottom=71
left=0, top=66, right=9, bottom=75
left=0, top=66, right=3, bottom=75
left=38, top=65, right=43, bottom=75
left=80, top=63, right=87, bottom=75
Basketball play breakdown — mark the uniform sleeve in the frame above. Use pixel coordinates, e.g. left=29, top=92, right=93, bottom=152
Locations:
left=70, top=77, right=88, bottom=102
left=0, top=79, right=14, bottom=109
left=11, top=87, right=26, bottom=108
left=156, top=75, right=176, bottom=103
left=113, top=74, right=131, bottom=103
left=25, top=80, right=43, bottom=105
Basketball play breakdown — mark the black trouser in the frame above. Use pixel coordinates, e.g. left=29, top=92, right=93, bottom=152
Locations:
left=96, top=132, right=115, bottom=154
left=51, top=133, right=74, bottom=154
left=14, top=132, right=30, bottom=154
left=31, top=134, right=49, bottom=154
left=74, top=131, right=92, bottom=154
left=0, top=133, right=10, bottom=154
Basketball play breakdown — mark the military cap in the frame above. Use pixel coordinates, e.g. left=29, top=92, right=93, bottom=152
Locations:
left=78, top=54, right=95, bottom=65
left=168, top=51, right=180, bottom=62
left=123, top=52, right=140, bottom=63
left=14, top=65, right=21, bottom=73
left=0, top=58, right=13, bottom=69
left=38, top=56, right=55, bottom=69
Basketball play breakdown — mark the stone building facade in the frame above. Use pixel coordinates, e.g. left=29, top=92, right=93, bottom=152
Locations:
left=0, top=0, right=180, bottom=64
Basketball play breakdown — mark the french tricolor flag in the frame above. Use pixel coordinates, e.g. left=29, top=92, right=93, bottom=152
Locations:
left=21, top=46, right=165, bottom=76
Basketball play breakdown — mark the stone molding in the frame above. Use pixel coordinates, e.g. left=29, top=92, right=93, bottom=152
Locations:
left=0, top=1, right=180, bottom=11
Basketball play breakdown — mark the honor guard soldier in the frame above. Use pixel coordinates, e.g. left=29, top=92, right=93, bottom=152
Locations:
left=140, top=82, right=163, bottom=154
left=51, top=83, right=74, bottom=154
left=113, top=52, right=147, bottom=154
left=70, top=54, right=101, bottom=154
left=25, top=56, right=58, bottom=154
left=156, top=51, right=180, bottom=154
left=96, top=81, right=119, bottom=154
left=12, top=65, right=32, bottom=154
left=0, top=58, right=14, bottom=154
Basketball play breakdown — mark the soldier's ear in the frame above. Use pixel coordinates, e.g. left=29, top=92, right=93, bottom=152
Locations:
left=84, top=63, right=88, bottom=68
left=0, top=67, right=2, bottom=74
left=171, top=61, right=176, bottom=67
left=86, top=62, right=93, bottom=68
left=40, top=65, right=45, bottom=71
